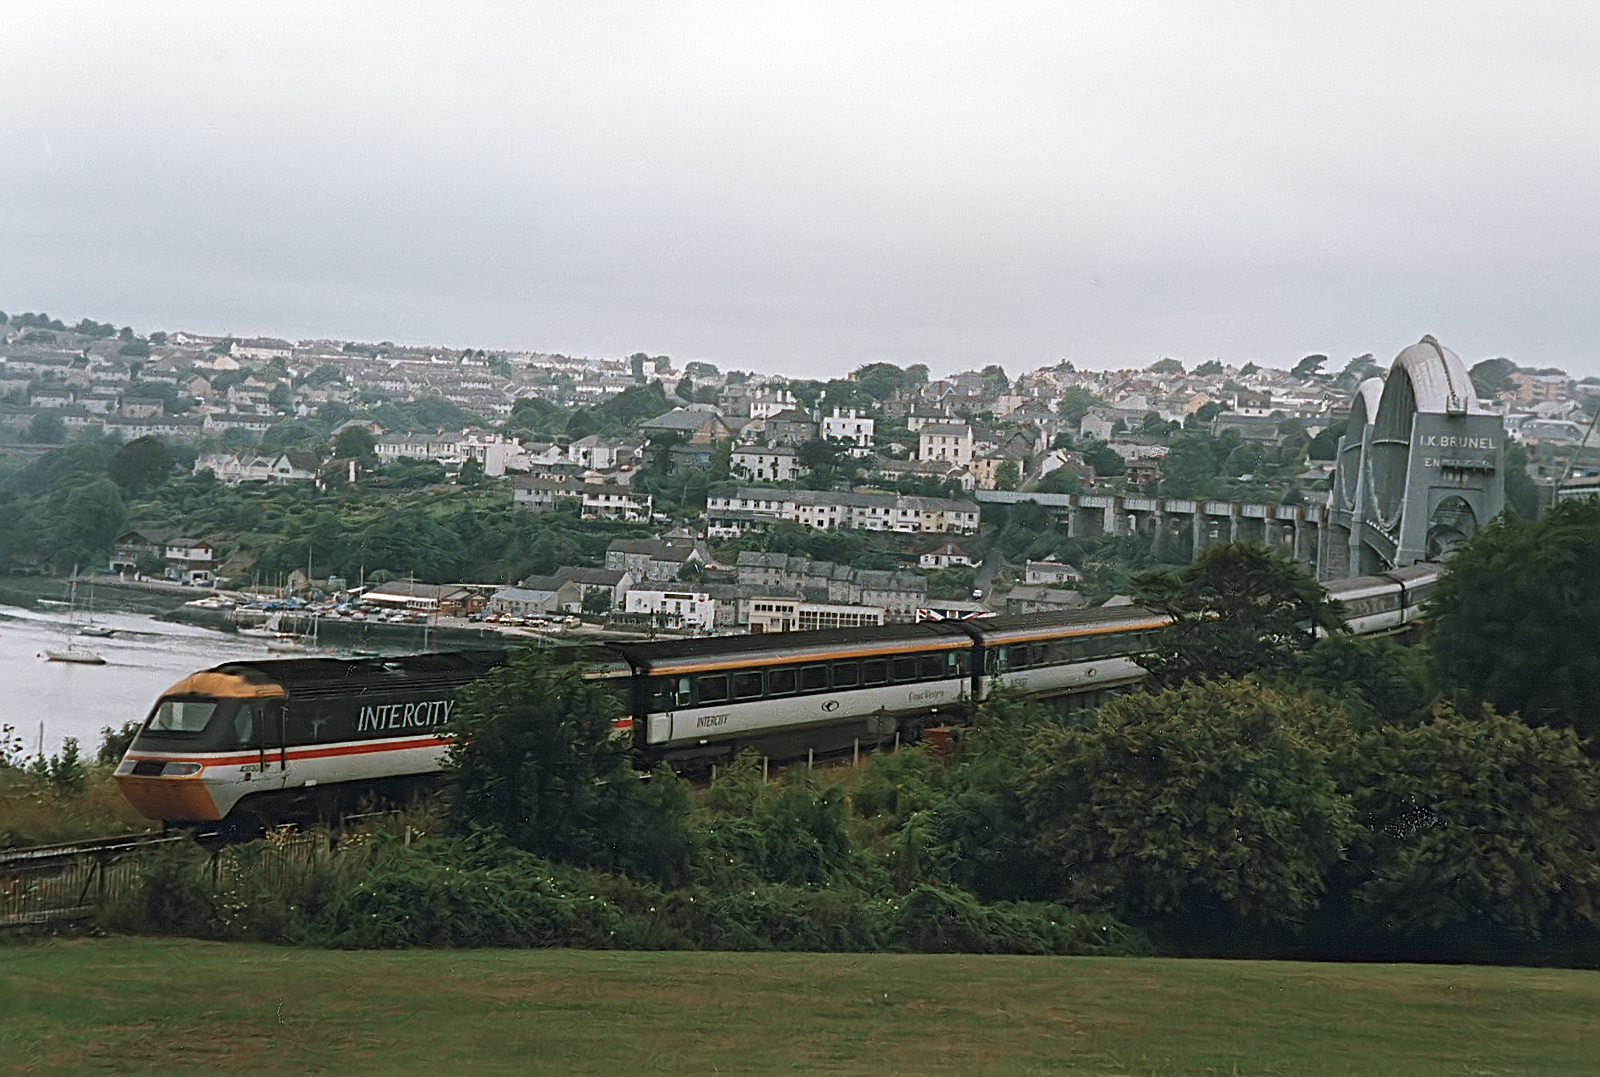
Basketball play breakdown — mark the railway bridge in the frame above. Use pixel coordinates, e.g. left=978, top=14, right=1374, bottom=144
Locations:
left=975, top=488, right=1322, bottom=566
left=983, top=337, right=1505, bottom=578
left=1320, top=337, right=1503, bottom=580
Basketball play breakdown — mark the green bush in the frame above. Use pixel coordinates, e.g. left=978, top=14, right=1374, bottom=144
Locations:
left=1340, top=707, right=1600, bottom=938
left=102, top=822, right=1147, bottom=956
left=1021, top=680, right=1357, bottom=926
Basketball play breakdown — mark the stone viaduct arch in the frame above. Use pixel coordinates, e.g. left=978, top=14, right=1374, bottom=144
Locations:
left=1319, top=336, right=1505, bottom=581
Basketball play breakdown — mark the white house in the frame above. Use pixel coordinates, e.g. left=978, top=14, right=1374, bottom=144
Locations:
left=918, top=422, right=974, bottom=468
left=920, top=543, right=977, bottom=569
left=581, top=485, right=653, bottom=521
left=743, top=597, right=884, bottom=633
left=1024, top=559, right=1083, bottom=586
left=231, top=337, right=295, bottom=362
left=748, top=389, right=798, bottom=420
left=821, top=407, right=875, bottom=454
left=624, top=589, right=716, bottom=633
left=730, top=443, right=801, bottom=482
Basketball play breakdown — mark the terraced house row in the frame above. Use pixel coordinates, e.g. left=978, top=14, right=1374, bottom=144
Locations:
left=705, top=486, right=980, bottom=535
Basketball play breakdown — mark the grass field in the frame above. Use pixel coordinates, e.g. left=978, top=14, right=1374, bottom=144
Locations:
left=3, top=939, right=1599, bottom=1075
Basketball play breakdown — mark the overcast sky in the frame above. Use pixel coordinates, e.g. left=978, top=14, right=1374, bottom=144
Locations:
left=3, top=2, right=1598, bottom=379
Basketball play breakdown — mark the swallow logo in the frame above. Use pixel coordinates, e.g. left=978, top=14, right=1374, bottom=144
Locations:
left=821, top=699, right=840, bottom=713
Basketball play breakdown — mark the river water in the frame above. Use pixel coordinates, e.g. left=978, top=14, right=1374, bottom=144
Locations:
left=0, top=603, right=303, bottom=760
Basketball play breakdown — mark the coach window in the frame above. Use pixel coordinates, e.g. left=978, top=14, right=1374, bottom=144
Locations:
left=799, top=665, right=829, bottom=693
left=768, top=667, right=796, bottom=696
left=653, top=677, right=687, bottom=710
left=733, top=671, right=764, bottom=699
left=861, top=659, right=888, bottom=686
left=919, top=654, right=944, bottom=680
left=891, top=656, right=918, bottom=682
left=831, top=661, right=860, bottom=688
left=232, top=703, right=256, bottom=748
left=698, top=675, right=729, bottom=704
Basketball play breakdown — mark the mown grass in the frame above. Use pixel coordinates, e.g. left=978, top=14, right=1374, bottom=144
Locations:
left=3, top=938, right=1598, bottom=1074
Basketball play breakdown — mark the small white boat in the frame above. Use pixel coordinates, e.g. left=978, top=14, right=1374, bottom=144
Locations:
left=77, top=624, right=116, bottom=638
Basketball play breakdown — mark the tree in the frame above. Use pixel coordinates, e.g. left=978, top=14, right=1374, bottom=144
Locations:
left=926, top=565, right=976, bottom=599
left=581, top=587, right=612, bottom=615
left=28, top=410, right=64, bottom=443
left=1503, top=440, right=1539, bottom=519
left=1427, top=501, right=1600, bottom=740
left=1305, top=420, right=1347, bottom=461
left=646, top=430, right=686, bottom=475
left=268, top=382, right=293, bottom=411
left=1056, top=386, right=1106, bottom=427
left=1079, top=440, right=1124, bottom=478
left=629, top=353, right=647, bottom=380
left=797, top=437, right=856, bottom=486
left=993, top=459, right=1020, bottom=492
left=1333, top=353, right=1380, bottom=391
left=447, top=649, right=694, bottom=882
left=1148, top=358, right=1184, bottom=375
left=317, top=401, right=354, bottom=427
left=674, top=376, right=694, bottom=402
left=684, top=361, right=720, bottom=379
left=304, top=363, right=344, bottom=388
left=1291, top=354, right=1328, bottom=379
left=1340, top=707, right=1600, bottom=938
left=44, top=478, right=127, bottom=566
left=107, top=436, right=173, bottom=492
left=851, top=362, right=910, bottom=401
left=1192, top=360, right=1223, bottom=377
left=332, top=425, right=375, bottom=461
left=1023, top=680, right=1357, bottom=926
left=1157, top=432, right=1221, bottom=497
left=1035, top=466, right=1082, bottom=495
left=1292, top=633, right=1434, bottom=728
left=1469, top=357, right=1517, bottom=400
left=1239, top=362, right=1259, bottom=377
left=709, top=441, right=732, bottom=482
left=1133, top=543, right=1343, bottom=685
left=457, top=456, right=484, bottom=486
left=980, top=364, right=1009, bottom=393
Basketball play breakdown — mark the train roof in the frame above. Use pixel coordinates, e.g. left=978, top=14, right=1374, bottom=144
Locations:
left=1381, top=563, right=1443, bottom=585
left=966, top=605, right=1170, bottom=646
left=205, top=650, right=511, bottom=697
left=608, top=622, right=971, bottom=675
left=1325, top=562, right=1443, bottom=601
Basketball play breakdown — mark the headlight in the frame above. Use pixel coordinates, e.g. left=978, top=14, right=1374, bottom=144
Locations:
left=161, top=762, right=202, bottom=777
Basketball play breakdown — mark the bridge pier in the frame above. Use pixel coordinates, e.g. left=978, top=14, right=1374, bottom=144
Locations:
left=1293, top=508, right=1313, bottom=565
left=974, top=490, right=1326, bottom=567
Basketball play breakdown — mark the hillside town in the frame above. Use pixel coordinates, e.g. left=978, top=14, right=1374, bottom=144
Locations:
left=3, top=310, right=1597, bottom=636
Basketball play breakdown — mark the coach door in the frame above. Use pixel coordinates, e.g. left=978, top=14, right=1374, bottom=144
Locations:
left=238, top=698, right=289, bottom=795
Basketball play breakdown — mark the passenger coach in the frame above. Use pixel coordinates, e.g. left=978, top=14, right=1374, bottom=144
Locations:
left=115, top=562, right=1444, bottom=831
